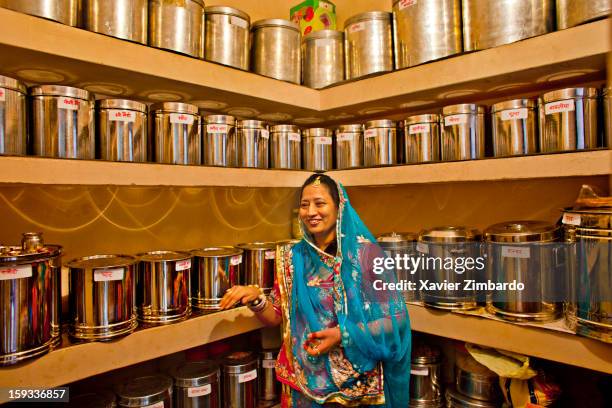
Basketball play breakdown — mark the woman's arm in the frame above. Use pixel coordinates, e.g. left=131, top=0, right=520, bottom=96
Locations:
left=218, top=285, right=282, bottom=327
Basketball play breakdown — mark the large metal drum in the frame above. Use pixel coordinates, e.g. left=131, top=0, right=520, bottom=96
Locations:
left=410, top=344, right=443, bottom=408
left=258, top=349, right=280, bottom=405
left=364, top=120, right=398, bottom=167
left=204, top=115, right=235, bottom=167
left=344, top=11, right=393, bottom=80
left=172, top=361, right=221, bottom=408
left=0, top=75, right=27, bottom=155
left=205, top=6, right=250, bottom=70
left=303, top=128, right=333, bottom=171
left=491, top=99, right=538, bottom=157
left=97, top=99, right=148, bottom=162
left=404, top=114, right=441, bottom=163
left=151, top=102, right=201, bottom=165
left=191, top=247, right=243, bottom=312
left=1, top=0, right=81, bottom=26
left=236, top=120, right=269, bottom=168
left=557, top=0, right=612, bottom=29
left=377, top=232, right=419, bottom=302
left=83, top=0, right=148, bottom=44
left=148, top=0, right=205, bottom=58
left=251, top=19, right=301, bottom=84
left=302, top=30, right=344, bottom=89
left=441, top=104, right=486, bottom=161
left=222, top=352, right=258, bottom=408
left=270, top=124, right=301, bottom=169
left=235, top=242, right=276, bottom=294
left=335, top=124, right=363, bottom=169
left=115, top=375, right=173, bottom=408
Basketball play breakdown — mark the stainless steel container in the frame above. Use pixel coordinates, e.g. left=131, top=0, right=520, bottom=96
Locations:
left=151, top=102, right=201, bottom=165
left=235, top=242, right=276, bottom=294
left=344, top=11, right=393, bottom=80
left=302, top=30, right=344, bottom=89
left=303, top=128, right=332, bottom=171
left=539, top=87, right=598, bottom=153
left=455, top=353, right=501, bottom=402
left=236, top=120, right=269, bottom=168
left=115, top=375, right=173, bottom=408
left=491, top=99, right=537, bottom=157
left=462, top=0, right=554, bottom=51
left=377, top=232, right=419, bottom=302
left=0, top=233, right=61, bottom=366
left=410, top=344, right=442, bottom=408
left=98, top=99, right=148, bottom=162
left=605, top=87, right=611, bottom=148
left=67, top=254, right=137, bottom=341
left=335, top=124, right=363, bottom=169
left=83, top=0, right=148, bottom=44
left=204, top=115, right=235, bottom=167
left=557, top=0, right=612, bottom=29
left=251, top=19, right=301, bottom=84
left=222, top=352, right=258, bottom=408
left=441, top=104, right=486, bottom=161
left=270, top=124, right=301, bottom=169
left=0, top=75, right=27, bottom=155
left=404, top=114, right=441, bottom=163
left=1, top=0, right=81, bottom=26
left=171, top=361, right=221, bottom=408
left=31, top=85, right=95, bottom=159
left=205, top=6, right=250, bottom=70
left=190, top=247, right=243, bottom=311
left=136, top=251, right=191, bottom=325
left=364, top=120, right=398, bottom=167
left=392, top=0, right=462, bottom=69
left=258, top=349, right=280, bottom=404
left=445, top=387, right=499, bottom=408
left=148, top=0, right=205, bottom=58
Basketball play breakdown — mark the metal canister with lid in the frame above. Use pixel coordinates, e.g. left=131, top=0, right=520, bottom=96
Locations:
left=171, top=361, right=221, bottom=408
left=335, top=124, right=363, bottom=169
left=539, top=87, right=599, bottom=153
left=251, top=19, right=301, bottom=84
left=392, top=0, right=462, bottom=69
left=31, top=85, right=95, bottom=159
left=259, top=349, right=280, bottom=405
left=190, top=247, right=243, bottom=311
left=97, top=99, right=148, bottom=162
left=441, top=104, right=486, bottom=161
left=557, top=0, right=611, bottom=29
left=151, top=102, right=201, bottom=165
left=148, top=0, right=205, bottom=58
left=303, top=128, right=333, bottom=171
left=67, top=254, right=137, bottom=341
left=235, top=242, right=276, bottom=294
left=404, top=114, right=441, bottom=163
left=270, top=124, right=301, bottom=169
left=115, top=375, right=173, bottom=408
left=83, top=0, right=148, bottom=44
left=0, top=75, right=26, bottom=155
left=491, top=99, right=537, bottom=157
left=222, top=352, right=258, bottom=408
left=302, top=30, right=344, bottom=89
left=605, top=87, right=611, bottom=148
left=204, top=115, right=235, bottom=167
left=205, top=6, right=250, bottom=70
left=410, top=344, right=443, bottom=408
left=377, top=232, right=419, bottom=302
left=0, top=233, right=62, bottom=366
left=236, top=120, right=269, bottom=168
left=1, top=0, right=81, bottom=26
left=364, top=120, right=398, bottom=167
left=455, top=350, right=502, bottom=402
left=344, top=11, right=394, bottom=80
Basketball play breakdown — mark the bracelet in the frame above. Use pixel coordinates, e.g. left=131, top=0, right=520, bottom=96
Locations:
left=248, top=294, right=268, bottom=313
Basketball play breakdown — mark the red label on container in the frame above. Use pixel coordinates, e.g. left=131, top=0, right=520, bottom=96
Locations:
left=0, top=89, right=5, bottom=102
left=398, top=0, right=417, bottom=10
left=444, top=115, right=467, bottom=127
left=176, top=259, right=192, bottom=271
left=314, top=136, right=332, bottom=145
left=408, top=124, right=430, bottom=134
left=288, top=132, right=301, bottom=142
left=337, top=133, right=353, bottom=142
left=0, top=264, right=32, bottom=280
left=94, top=268, right=124, bottom=282
left=59, top=97, right=80, bottom=110
left=544, top=99, right=575, bottom=115
left=349, top=22, right=365, bottom=33
left=207, top=124, right=229, bottom=133
left=265, top=250, right=276, bottom=260
left=143, top=402, right=164, bottom=408
left=364, top=129, right=378, bottom=138
left=261, top=129, right=270, bottom=139
left=262, top=359, right=276, bottom=368
left=501, top=246, right=530, bottom=259
left=500, top=108, right=528, bottom=121
left=562, top=213, right=581, bottom=226
left=170, top=113, right=194, bottom=125
left=230, top=255, right=243, bottom=265
left=238, top=369, right=257, bottom=383
left=411, top=367, right=429, bottom=376
left=416, top=242, right=429, bottom=254
left=109, top=109, right=135, bottom=123
left=188, top=384, right=212, bottom=397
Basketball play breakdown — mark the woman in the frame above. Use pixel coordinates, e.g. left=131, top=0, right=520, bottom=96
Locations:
left=219, top=174, right=411, bottom=407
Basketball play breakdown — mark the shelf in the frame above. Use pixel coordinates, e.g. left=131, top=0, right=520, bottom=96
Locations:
left=407, top=304, right=612, bottom=374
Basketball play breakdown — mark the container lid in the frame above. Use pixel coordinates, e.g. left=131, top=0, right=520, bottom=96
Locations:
left=150, top=102, right=199, bottom=115
left=66, top=254, right=136, bottom=269
left=65, top=391, right=117, bottom=408
left=562, top=207, right=612, bottom=229
left=30, top=85, right=91, bottom=100
left=222, top=351, right=258, bottom=373
left=419, top=226, right=482, bottom=243
left=377, top=232, right=417, bottom=244
left=442, top=104, right=485, bottom=116
left=366, top=119, right=396, bottom=129
left=98, top=98, right=147, bottom=112
left=276, top=239, right=301, bottom=246
left=345, top=11, right=392, bottom=27
left=191, top=246, right=243, bottom=258
left=115, top=375, right=173, bottom=406
left=304, top=128, right=332, bottom=137
left=0, top=232, right=61, bottom=264
left=205, top=115, right=235, bottom=125
left=260, top=349, right=279, bottom=360
left=137, top=250, right=192, bottom=262
left=304, top=29, right=343, bottom=42
left=484, top=221, right=560, bottom=243
left=252, top=19, right=299, bottom=32
left=491, top=98, right=535, bottom=113
left=271, top=124, right=300, bottom=133
left=405, top=114, right=440, bottom=125
left=171, top=361, right=220, bottom=388
left=445, top=387, right=498, bottom=408
left=411, top=344, right=441, bottom=364
left=337, top=124, right=363, bottom=133
left=541, top=87, right=598, bottom=102
left=235, top=242, right=277, bottom=251
left=237, top=119, right=266, bottom=129
left=0, top=74, right=26, bottom=94
left=204, top=5, right=250, bottom=22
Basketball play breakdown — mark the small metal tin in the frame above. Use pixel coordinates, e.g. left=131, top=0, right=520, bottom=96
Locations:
left=151, top=102, right=201, bottom=165
left=441, top=104, right=486, bottom=161
left=404, top=114, right=441, bottom=163
left=204, top=6, right=250, bottom=70
left=235, top=242, right=277, bottom=293
left=302, top=30, right=344, bottom=89
left=251, top=19, right=301, bottom=84
left=270, top=124, right=301, bottom=169
left=0, top=75, right=27, bottom=156
left=364, top=120, right=398, bottom=167
left=171, top=361, right=220, bottom=408
left=235, top=120, right=269, bottom=168
left=84, top=0, right=148, bottom=44
left=344, top=11, right=394, bottom=80
left=491, top=99, right=537, bottom=157
left=204, top=114, right=236, bottom=167
left=222, top=351, right=258, bottom=408
left=335, top=124, right=363, bottom=169
left=148, top=0, right=205, bottom=58
left=303, top=128, right=333, bottom=171
left=191, top=246, right=243, bottom=311
left=115, top=375, right=173, bottom=408
left=97, top=99, right=148, bottom=162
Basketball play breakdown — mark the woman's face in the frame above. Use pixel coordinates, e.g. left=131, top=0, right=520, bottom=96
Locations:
left=299, top=183, right=338, bottom=240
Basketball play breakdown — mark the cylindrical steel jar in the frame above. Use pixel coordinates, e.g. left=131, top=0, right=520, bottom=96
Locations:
left=31, top=85, right=95, bottom=159
left=270, top=124, right=301, bottom=169
left=204, top=115, right=235, bottom=167
left=491, top=99, right=537, bottom=157
left=335, top=124, right=363, bottom=169
left=344, top=11, right=393, bottom=80
left=404, top=114, right=441, bottom=163
left=364, top=120, right=398, bottom=167
left=251, top=19, right=301, bottom=84
left=0, top=75, right=27, bottom=155
left=190, top=247, right=243, bottom=311
left=115, top=375, right=173, bottom=408
left=410, top=344, right=442, bottom=408
left=205, top=6, right=250, bottom=70
left=222, top=352, right=258, bottom=408
left=441, top=104, right=486, bottom=161
left=302, top=30, right=344, bottom=89
left=259, top=350, right=280, bottom=404
left=83, top=0, right=148, bottom=44
left=171, top=361, right=221, bottom=408
left=1, top=0, right=81, bottom=26
left=303, top=128, right=333, bottom=171
left=377, top=232, right=419, bottom=302
left=236, top=120, right=269, bottom=168
left=67, top=254, right=137, bottom=341
left=148, top=0, right=205, bottom=58
left=605, top=87, right=611, bottom=148
left=235, top=242, right=276, bottom=294
left=151, top=102, right=201, bottom=165
left=97, top=99, right=148, bottom=162
left=539, top=87, right=599, bottom=153
left=392, top=0, right=462, bottom=69
left=455, top=352, right=501, bottom=402
left=445, top=387, right=499, bottom=408
left=557, top=0, right=612, bottom=29
left=462, top=0, right=554, bottom=51
left=0, top=233, right=61, bottom=366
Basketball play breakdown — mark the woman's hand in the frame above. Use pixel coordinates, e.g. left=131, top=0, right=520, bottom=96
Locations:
left=303, top=327, right=342, bottom=357
left=218, top=285, right=260, bottom=310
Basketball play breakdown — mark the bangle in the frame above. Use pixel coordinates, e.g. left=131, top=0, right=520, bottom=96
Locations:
left=248, top=294, right=268, bottom=313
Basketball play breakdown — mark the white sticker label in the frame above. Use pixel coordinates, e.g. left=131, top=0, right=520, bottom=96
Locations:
left=0, top=89, right=5, bottom=102
left=399, top=0, right=418, bottom=10
left=188, top=384, right=212, bottom=397
left=230, top=15, right=248, bottom=29
left=170, top=113, right=194, bottom=125
left=0, top=264, right=33, bottom=280
left=364, top=129, right=378, bottom=138
left=562, top=213, right=581, bottom=226
left=108, top=109, right=135, bottom=123
left=411, top=367, right=429, bottom=376
left=176, top=259, right=192, bottom=271
left=409, top=124, right=430, bottom=134
left=545, top=99, right=575, bottom=115
left=288, top=132, right=301, bottom=142
left=349, top=22, right=365, bottom=33
left=230, top=255, right=243, bottom=265
left=144, top=402, right=165, bottom=408
left=315, top=136, right=332, bottom=145
left=501, top=246, right=531, bottom=259
left=58, top=97, right=80, bottom=110
left=261, top=129, right=270, bottom=139
left=207, top=124, right=229, bottom=133
left=444, top=114, right=467, bottom=127
left=385, top=250, right=392, bottom=257
left=337, top=133, right=353, bottom=142
left=238, top=369, right=258, bottom=383
left=416, top=242, right=429, bottom=254
left=262, top=359, right=276, bottom=368
left=94, top=268, right=124, bottom=282
left=265, top=250, right=276, bottom=260
left=501, top=108, right=528, bottom=121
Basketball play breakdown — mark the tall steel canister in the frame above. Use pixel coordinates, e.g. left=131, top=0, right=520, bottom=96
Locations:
left=0, top=233, right=61, bottom=366
left=190, top=247, right=243, bottom=311
left=151, top=102, right=201, bottom=165
left=377, top=232, right=419, bottom=302
left=204, top=6, right=250, bottom=70
left=409, top=344, right=443, bottom=408
left=344, top=11, right=394, bottom=80
left=83, top=0, right=148, bottom=44
left=335, top=124, right=363, bottom=169
left=204, top=115, right=235, bottom=167
left=259, top=350, right=280, bottom=406
left=251, top=19, right=301, bottom=84
left=270, top=124, right=301, bottom=169
left=484, top=221, right=563, bottom=322
left=222, top=352, right=258, bottom=408
left=303, top=128, right=333, bottom=171
left=0, top=75, right=26, bottom=155
left=171, top=361, right=221, bottom=408
left=236, top=120, right=269, bottom=168
left=0, top=0, right=81, bottom=26
left=539, top=87, right=599, bottom=153
left=441, top=104, right=486, bottom=161
left=148, top=0, right=205, bottom=58
left=302, top=30, right=344, bottom=89
left=364, top=120, right=398, bottom=167
left=31, top=85, right=95, bottom=159
left=235, top=242, right=276, bottom=294
left=462, top=0, right=554, bottom=51
left=67, top=254, right=137, bottom=341
left=97, top=99, right=148, bottom=162
left=115, top=375, right=173, bottom=408
left=605, top=87, right=611, bottom=148
left=392, top=0, right=462, bottom=69
left=491, top=99, right=538, bottom=157
left=557, top=0, right=612, bottom=29
left=404, top=114, right=441, bottom=163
